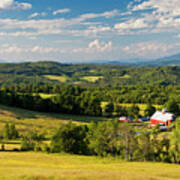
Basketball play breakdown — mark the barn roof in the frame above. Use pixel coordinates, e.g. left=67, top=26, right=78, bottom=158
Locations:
left=151, top=111, right=175, bottom=122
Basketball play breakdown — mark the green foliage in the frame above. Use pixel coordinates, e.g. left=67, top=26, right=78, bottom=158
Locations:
left=169, top=120, right=180, bottom=163
left=21, top=130, right=45, bottom=151
left=103, top=102, right=114, bottom=116
left=128, top=104, right=140, bottom=119
left=50, top=122, right=89, bottom=154
left=166, top=100, right=180, bottom=115
left=144, top=104, right=156, bottom=117
left=3, top=123, right=19, bottom=140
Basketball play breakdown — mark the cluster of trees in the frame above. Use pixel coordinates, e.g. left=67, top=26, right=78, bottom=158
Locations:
left=21, top=130, right=46, bottom=151
left=2, top=84, right=180, bottom=106
left=0, top=86, right=102, bottom=116
left=1, top=123, right=19, bottom=140
left=1, top=120, right=180, bottom=164
left=0, top=85, right=179, bottom=117
left=47, top=120, right=180, bottom=163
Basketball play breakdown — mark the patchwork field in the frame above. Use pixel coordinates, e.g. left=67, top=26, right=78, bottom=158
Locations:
left=44, top=75, right=69, bottom=83
left=0, top=105, right=108, bottom=138
left=0, top=152, right=180, bottom=180
left=81, top=76, right=103, bottom=82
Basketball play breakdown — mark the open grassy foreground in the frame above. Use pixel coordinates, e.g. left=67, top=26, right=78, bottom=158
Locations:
left=0, top=152, right=180, bottom=180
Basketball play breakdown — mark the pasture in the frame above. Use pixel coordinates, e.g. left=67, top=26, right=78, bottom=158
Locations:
left=44, top=75, right=69, bottom=83
left=0, top=105, right=108, bottom=138
left=81, top=76, right=103, bottom=82
left=0, top=152, right=180, bottom=180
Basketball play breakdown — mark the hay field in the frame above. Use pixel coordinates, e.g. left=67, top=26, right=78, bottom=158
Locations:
left=44, top=75, right=69, bottom=83
left=0, top=105, right=106, bottom=137
left=0, top=152, right=180, bottom=180
left=81, top=76, right=103, bottom=82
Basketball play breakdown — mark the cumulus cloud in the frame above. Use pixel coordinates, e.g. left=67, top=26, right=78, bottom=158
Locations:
left=72, top=40, right=112, bottom=54
left=88, top=40, right=112, bottom=52
left=78, top=9, right=119, bottom=21
left=114, top=18, right=148, bottom=30
left=0, top=44, right=60, bottom=55
left=0, top=0, right=32, bottom=10
left=113, top=0, right=180, bottom=35
left=131, top=0, right=180, bottom=29
left=123, top=42, right=174, bottom=58
left=53, top=8, right=71, bottom=15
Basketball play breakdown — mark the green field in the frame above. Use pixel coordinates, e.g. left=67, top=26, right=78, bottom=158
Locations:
left=0, top=152, right=180, bottom=180
left=0, top=105, right=108, bottom=138
left=81, top=76, right=103, bottom=82
left=44, top=75, right=69, bottom=83
left=119, top=74, right=131, bottom=79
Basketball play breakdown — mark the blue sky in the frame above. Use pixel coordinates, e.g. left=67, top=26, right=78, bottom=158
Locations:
left=0, top=0, right=180, bottom=62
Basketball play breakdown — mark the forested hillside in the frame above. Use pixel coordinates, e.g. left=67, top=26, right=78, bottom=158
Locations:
left=0, top=61, right=180, bottom=87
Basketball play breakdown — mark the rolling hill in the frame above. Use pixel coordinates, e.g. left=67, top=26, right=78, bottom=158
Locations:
left=0, top=61, right=180, bottom=87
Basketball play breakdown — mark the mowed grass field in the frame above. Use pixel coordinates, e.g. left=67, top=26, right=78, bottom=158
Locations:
left=0, top=152, right=180, bottom=180
left=44, top=75, right=69, bottom=83
left=0, top=104, right=108, bottom=138
left=81, top=76, right=104, bottom=82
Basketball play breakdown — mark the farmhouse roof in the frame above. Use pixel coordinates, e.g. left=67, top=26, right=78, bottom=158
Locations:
left=151, top=111, right=175, bottom=122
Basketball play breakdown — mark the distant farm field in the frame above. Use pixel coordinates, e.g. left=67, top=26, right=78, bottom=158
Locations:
left=81, top=76, right=103, bottom=82
left=119, top=74, right=131, bottom=79
left=0, top=152, right=180, bottom=180
left=44, top=75, right=69, bottom=83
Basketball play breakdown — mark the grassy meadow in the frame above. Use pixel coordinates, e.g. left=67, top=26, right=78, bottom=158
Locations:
left=0, top=105, right=109, bottom=138
left=0, top=152, right=180, bottom=180
left=81, top=76, right=104, bottom=82
left=44, top=75, right=69, bottom=83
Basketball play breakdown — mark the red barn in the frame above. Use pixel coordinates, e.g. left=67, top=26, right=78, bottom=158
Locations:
left=150, top=109, right=176, bottom=127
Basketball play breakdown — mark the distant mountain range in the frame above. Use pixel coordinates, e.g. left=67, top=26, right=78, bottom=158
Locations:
left=104, top=53, right=180, bottom=66
left=146, top=53, right=180, bottom=66
left=0, top=53, right=180, bottom=66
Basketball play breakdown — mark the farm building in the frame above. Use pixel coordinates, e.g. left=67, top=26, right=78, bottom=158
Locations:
left=150, top=109, right=176, bottom=126
left=119, top=116, right=133, bottom=123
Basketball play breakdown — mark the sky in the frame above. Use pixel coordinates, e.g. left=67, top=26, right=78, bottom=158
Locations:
left=0, top=0, right=180, bottom=63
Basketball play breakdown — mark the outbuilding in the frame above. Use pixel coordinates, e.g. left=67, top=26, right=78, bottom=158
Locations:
left=119, top=116, right=133, bottom=123
left=150, top=109, right=176, bottom=126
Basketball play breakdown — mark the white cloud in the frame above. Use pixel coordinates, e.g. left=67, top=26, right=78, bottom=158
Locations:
left=123, top=42, right=174, bottom=58
left=78, top=9, right=119, bottom=21
left=0, top=0, right=32, bottom=10
left=131, top=0, right=180, bottom=28
left=28, top=13, right=39, bottom=18
left=88, top=40, right=112, bottom=52
left=29, top=12, right=47, bottom=19
left=31, top=46, right=59, bottom=53
left=0, top=9, right=117, bottom=38
left=0, top=44, right=61, bottom=57
left=114, top=18, right=148, bottom=30
left=53, top=8, right=71, bottom=15
left=112, top=0, right=180, bottom=35
left=0, top=0, right=13, bottom=9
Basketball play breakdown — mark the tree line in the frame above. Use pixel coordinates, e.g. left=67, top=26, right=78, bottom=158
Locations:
left=2, top=120, right=180, bottom=164
left=0, top=85, right=179, bottom=117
